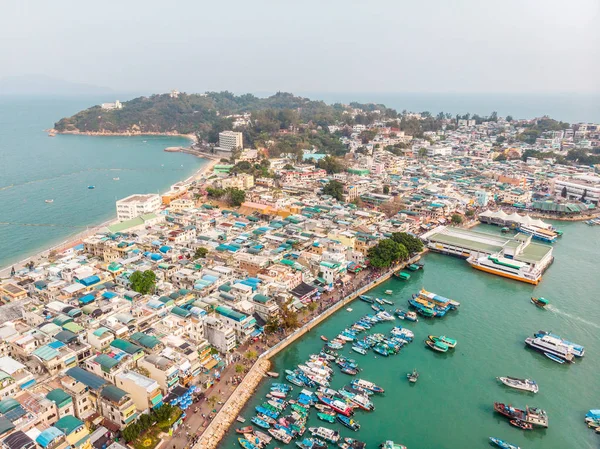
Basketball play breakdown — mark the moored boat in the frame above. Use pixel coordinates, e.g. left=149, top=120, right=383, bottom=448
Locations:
left=308, top=427, right=340, bottom=443
left=238, top=438, right=258, bottom=449
left=385, top=290, right=393, bottom=294
left=251, top=416, right=271, bottom=429
left=533, top=330, right=584, bottom=357
left=510, top=419, right=533, bottom=430
left=350, top=378, right=384, bottom=393
left=425, top=339, right=448, bottom=353
left=359, top=295, right=374, bottom=304
left=379, top=440, right=407, bottom=449
left=236, top=426, right=253, bottom=434
left=337, top=414, right=360, bottom=431
left=428, top=335, right=457, bottom=348
left=321, top=335, right=328, bottom=341
left=496, top=376, right=539, bottom=393
left=493, top=402, right=548, bottom=427
left=407, top=368, right=419, bottom=383
left=524, top=335, right=575, bottom=363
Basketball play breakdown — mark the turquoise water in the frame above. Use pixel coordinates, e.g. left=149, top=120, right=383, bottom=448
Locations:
left=220, top=222, right=599, bottom=449
left=0, top=96, right=205, bottom=269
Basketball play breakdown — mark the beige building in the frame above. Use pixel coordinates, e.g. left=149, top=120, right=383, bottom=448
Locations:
left=218, top=131, right=243, bottom=151
left=115, top=370, right=163, bottom=411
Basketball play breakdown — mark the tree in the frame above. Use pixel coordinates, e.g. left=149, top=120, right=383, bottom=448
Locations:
left=283, top=164, right=295, bottom=170
left=418, top=148, right=428, bottom=158
left=581, top=189, right=587, bottom=202
left=383, top=185, right=390, bottom=195
left=317, top=156, right=345, bottom=174
left=207, top=395, right=220, bottom=410
left=561, top=186, right=567, bottom=198
left=390, top=232, right=424, bottom=255
left=496, top=136, right=506, bottom=144
left=322, top=180, right=344, bottom=201
left=226, top=188, right=246, bottom=207
left=194, top=247, right=208, bottom=259
left=245, top=350, right=258, bottom=360
left=465, top=210, right=475, bottom=218
left=451, top=214, right=463, bottom=225
left=130, top=270, right=156, bottom=294
left=367, top=239, right=408, bottom=268
left=506, top=115, right=513, bottom=122
left=235, top=364, right=245, bottom=373
left=265, top=316, right=280, bottom=334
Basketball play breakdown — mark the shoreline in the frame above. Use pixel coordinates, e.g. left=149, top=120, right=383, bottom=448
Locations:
left=0, top=147, right=215, bottom=277
left=50, top=129, right=198, bottom=143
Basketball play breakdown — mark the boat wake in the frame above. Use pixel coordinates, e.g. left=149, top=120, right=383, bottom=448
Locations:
left=547, top=305, right=600, bottom=330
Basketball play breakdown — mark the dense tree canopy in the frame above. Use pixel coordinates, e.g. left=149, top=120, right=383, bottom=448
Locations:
left=130, top=270, right=156, bottom=294
left=367, top=239, right=409, bottom=268
left=391, top=232, right=424, bottom=255
left=322, top=180, right=344, bottom=201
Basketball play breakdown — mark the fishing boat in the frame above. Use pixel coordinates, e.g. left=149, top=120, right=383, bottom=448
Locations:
left=394, top=309, right=418, bottom=322
left=236, top=416, right=246, bottom=423
left=380, top=298, right=394, bottom=305
left=531, top=297, right=549, bottom=308
left=493, top=402, right=548, bottom=427
left=489, top=437, right=520, bottom=449
left=407, top=263, right=421, bottom=271
left=496, top=376, right=539, bottom=393
left=268, top=428, right=292, bottom=444
left=236, top=426, right=254, bottom=434
left=374, top=297, right=385, bottom=305
left=428, top=335, right=457, bottom=348
left=320, top=335, right=328, bottom=342
left=316, top=412, right=336, bottom=423
left=317, top=395, right=354, bottom=416
left=384, top=290, right=393, bottom=295
left=359, top=295, right=374, bottom=304
left=524, top=335, right=575, bottom=363
left=380, top=441, right=407, bottom=449
left=286, top=375, right=305, bottom=387
left=510, top=419, right=533, bottom=430
left=346, top=308, right=353, bottom=312
left=314, top=404, right=331, bottom=412
left=340, top=438, right=366, bottom=449
left=394, top=271, right=411, bottom=281
left=238, top=438, right=258, bottom=449
left=87, top=185, right=95, bottom=189
left=407, top=369, right=419, bottom=383
left=251, top=416, right=271, bottom=429
left=45, top=199, right=54, bottom=203
left=350, top=378, right=384, bottom=393
left=425, top=339, right=448, bottom=353
left=371, top=304, right=384, bottom=312
left=327, top=341, right=343, bottom=350
left=351, top=345, right=367, bottom=355
left=270, top=391, right=287, bottom=399
left=308, top=427, right=340, bottom=443
left=337, top=415, right=360, bottom=431
left=407, top=297, right=436, bottom=317
left=533, top=330, right=584, bottom=357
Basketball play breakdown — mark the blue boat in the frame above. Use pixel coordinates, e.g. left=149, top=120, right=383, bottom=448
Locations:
left=489, top=437, right=520, bottom=449
left=534, top=330, right=584, bottom=357
left=359, top=295, right=374, bottom=303
left=544, top=352, right=565, bottom=364
left=251, top=416, right=271, bottom=429
left=238, top=438, right=258, bottom=449
left=337, top=414, right=361, bottom=431
left=87, top=185, right=95, bottom=189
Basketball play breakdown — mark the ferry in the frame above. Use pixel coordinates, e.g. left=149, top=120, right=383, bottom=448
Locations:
left=524, top=335, right=575, bottom=363
left=518, top=224, right=558, bottom=243
left=534, top=330, right=584, bottom=357
left=467, top=254, right=542, bottom=285
left=413, top=288, right=459, bottom=315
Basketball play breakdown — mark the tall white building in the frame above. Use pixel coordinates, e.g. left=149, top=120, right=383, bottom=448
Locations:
left=101, top=100, right=123, bottom=110
left=116, top=194, right=161, bottom=221
left=218, top=131, right=243, bottom=152
left=427, top=145, right=453, bottom=157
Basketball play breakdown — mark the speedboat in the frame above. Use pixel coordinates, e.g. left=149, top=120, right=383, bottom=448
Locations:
left=252, top=416, right=271, bottom=429
left=87, top=185, right=95, bottom=189
left=531, top=297, right=548, bottom=308
left=395, top=308, right=418, bottom=322
left=381, top=298, right=394, bottom=305
left=489, top=437, right=520, bottom=449
left=351, top=345, right=367, bottom=355
left=380, top=441, right=407, bottom=449
left=496, top=376, right=539, bottom=393
left=385, top=290, right=393, bottom=295
left=45, top=199, right=54, bottom=203
left=320, top=335, right=328, bottom=341
left=428, top=335, right=457, bottom=348
left=425, top=339, right=448, bottom=353
left=359, top=295, right=374, bottom=304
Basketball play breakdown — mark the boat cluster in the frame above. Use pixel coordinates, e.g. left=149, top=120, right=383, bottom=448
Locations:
left=407, top=288, right=460, bottom=318
left=424, top=335, right=457, bottom=353
left=584, top=409, right=600, bottom=434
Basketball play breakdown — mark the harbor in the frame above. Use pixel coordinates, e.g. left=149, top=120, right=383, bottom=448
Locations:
left=218, top=222, right=600, bottom=449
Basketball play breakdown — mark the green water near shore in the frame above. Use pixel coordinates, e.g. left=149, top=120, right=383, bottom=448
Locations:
left=220, top=222, right=600, bottom=449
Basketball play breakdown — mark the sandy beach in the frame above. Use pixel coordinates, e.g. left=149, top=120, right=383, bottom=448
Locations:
left=0, top=152, right=216, bottom=277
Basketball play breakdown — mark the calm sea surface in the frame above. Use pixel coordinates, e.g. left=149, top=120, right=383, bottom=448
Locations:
left=220, top=222, right=600, bottom=449
left=0, top=96, right=205, bottom=269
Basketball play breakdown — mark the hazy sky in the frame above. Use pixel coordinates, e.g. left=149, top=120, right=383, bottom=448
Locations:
left=2, top=0, right=599, bottom=94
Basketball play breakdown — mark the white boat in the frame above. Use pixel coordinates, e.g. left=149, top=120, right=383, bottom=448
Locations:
left=468, top=253, right=542, bottom=285
left=346, top=308, right=353, bottom=312
left=385, top=290, right=393, bottom=295
left=113, top=177, right=120, bottom=181
left=524, top=335, right=574, bottom=363
left=497, top=376, right=539, bottom=393
left=308, top=427, right=340, bottom=443
left=45, top=199, right=54, bottom=203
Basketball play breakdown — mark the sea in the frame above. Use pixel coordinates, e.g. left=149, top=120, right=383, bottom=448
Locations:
left=219, top=222, right=600, bottom=449
left=0, top=95, right=206, bottom=269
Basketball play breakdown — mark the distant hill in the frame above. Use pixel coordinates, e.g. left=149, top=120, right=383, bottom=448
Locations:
left=53, top=91, right=398, bottom=136
left=0, top=74, right=113, bottom=96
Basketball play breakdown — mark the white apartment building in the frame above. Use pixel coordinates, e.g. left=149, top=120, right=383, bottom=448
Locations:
left=553, top=175, right=600, bottom=205
left=218, top=131, right=243, bottom=152
left=101, top=100, right=123, bottom=110
left=116, top=194, right=161, bottom=221
left=427, top=145, right=453, bottom=157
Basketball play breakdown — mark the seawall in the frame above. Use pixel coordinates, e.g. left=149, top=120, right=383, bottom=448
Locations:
left=195, top=358, right=271, bottom=449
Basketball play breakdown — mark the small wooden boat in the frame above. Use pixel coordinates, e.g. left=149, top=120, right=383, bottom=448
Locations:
left=45, top=199, right=54, bottom=203
left=236, top=416, right=246, bottom=423
left=236, top=426, right=254, bottom=434
left=425, top=339, right=448, bottom=353
left=320, top=335, right=328, bottom=341
left=510, top=419, right=533, bottom=430
left=266, top=372, right=279, bottom=378
left=385, top=290, right=393, bottom=294
left=531, top=297, right=548, bottom=309
left=407, top=369, right=419, bottom=383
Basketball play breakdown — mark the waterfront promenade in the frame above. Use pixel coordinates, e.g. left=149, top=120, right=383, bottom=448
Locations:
left=192, top=254, right=423, bottom=449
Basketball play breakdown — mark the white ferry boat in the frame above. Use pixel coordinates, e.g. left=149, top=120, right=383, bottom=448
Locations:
left=518, top=224, right=558, bottom=243
left=524, top=335, right=575, bottom=363
left=467, top=254, right=542, bottom=285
